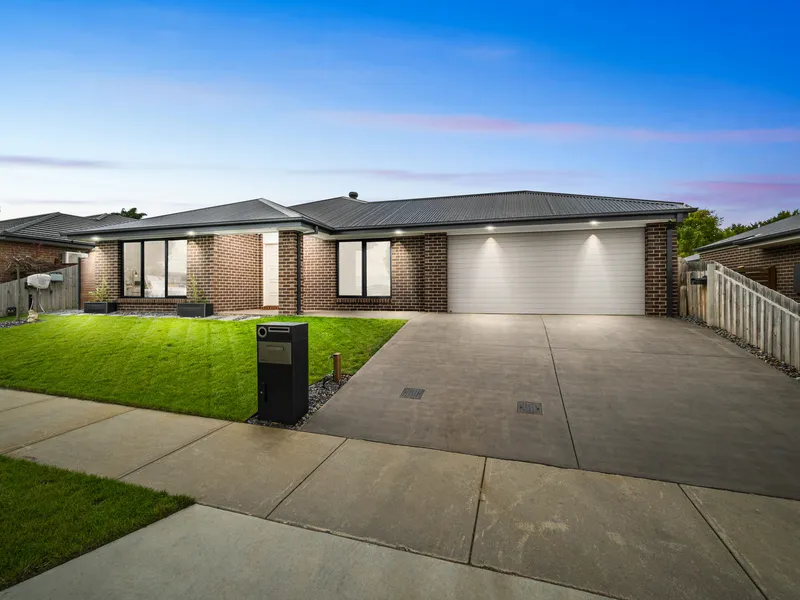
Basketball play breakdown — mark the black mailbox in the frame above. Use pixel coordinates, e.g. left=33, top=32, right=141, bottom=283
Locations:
left=257, top=322, right=309, bottom=424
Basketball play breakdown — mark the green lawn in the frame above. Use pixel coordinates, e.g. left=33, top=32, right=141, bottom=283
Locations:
left=0, top=315, right=405, bottom=421
left=0, top=455, right=192, bottom=590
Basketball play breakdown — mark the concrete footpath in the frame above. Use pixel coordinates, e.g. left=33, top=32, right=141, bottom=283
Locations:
left=2, top=389, right=799, bottom=600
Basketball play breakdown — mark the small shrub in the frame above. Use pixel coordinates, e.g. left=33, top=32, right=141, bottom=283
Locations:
left=91, top=278, right=113, bottom=302
left=187, top=276, right=207, bottom=304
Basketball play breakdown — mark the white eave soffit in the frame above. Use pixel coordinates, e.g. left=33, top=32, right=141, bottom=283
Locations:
left=316, top=218, right=667, bottom=240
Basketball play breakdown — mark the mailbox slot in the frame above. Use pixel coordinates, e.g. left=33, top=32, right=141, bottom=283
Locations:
left=258, top=341, right=293, bottom=365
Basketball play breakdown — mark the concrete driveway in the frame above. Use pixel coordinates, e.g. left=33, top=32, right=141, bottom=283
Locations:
left=305, top=314, right=800, bottom=500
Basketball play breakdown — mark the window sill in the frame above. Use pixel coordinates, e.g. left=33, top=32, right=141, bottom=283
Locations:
left=336, top=297, right=393, bottom=305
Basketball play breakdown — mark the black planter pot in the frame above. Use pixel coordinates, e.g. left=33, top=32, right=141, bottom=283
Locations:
left=176, top=303, right=214, bottom=318
left=84, top=302, right=118, bottom=314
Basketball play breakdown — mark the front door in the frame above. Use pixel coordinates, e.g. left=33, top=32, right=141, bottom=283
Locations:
left=263, top=243, right=279, bottom=307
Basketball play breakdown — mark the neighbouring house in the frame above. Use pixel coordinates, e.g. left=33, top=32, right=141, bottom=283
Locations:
left=66, top=191, right=695, bottom=316
left=0, top=213, right=134, bottom=305
left=696, top=214, right=800, bottom=301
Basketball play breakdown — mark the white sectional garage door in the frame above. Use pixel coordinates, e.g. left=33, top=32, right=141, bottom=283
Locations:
left=448, top=228, right=645, bottom=315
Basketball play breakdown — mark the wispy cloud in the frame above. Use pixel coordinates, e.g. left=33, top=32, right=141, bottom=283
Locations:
left=0, top=155, right=118, bottom=168
left=665, top=175, right=800, bottom=221
left=319, top=112, right=800, bottom=143
left=287, top=168, right=592, bottom=184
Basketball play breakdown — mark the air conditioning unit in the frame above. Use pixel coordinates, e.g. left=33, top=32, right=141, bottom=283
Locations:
left=63, top=251, right=89, bottom=264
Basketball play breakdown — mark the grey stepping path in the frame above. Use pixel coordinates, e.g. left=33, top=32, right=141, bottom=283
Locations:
left=1, top=505, right=606, bottom=600
left=0, top=397, right=131, bottom=453
left=684, top=485, right=800, bottom=600
left=124, top=423, right=343, bottom=517
left=270, top=439, right=485, bottom=562
left=10, top=409, right=227, bottom=478
left=471, top=459, right=764, bottom=600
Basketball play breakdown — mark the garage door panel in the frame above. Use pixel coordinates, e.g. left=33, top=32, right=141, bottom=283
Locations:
left=448, top=229, right=645, bottom=315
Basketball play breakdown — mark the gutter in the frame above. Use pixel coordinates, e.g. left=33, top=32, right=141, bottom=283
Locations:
left=0, top=234, right=95, bottom=250
left=697, top=230, right=800, bottom=253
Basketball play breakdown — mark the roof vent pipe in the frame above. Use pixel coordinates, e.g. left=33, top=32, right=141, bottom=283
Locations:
left=349, top=191, right=358, bottom=199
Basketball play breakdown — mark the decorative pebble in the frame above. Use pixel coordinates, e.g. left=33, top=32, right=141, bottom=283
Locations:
left=682, top=316, right=800, bottom=381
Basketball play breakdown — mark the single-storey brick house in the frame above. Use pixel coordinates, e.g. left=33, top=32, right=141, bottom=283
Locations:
left=697, top=213, right=800, bottom=301
left=67, top=191, right=694, bottom=316
left=0, top=212, right=133, bottom=292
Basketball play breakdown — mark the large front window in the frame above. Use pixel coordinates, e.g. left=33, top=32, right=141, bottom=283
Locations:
left=122, top=240, right=187, bottom=298
left=337, top=240, right=391, bottom=297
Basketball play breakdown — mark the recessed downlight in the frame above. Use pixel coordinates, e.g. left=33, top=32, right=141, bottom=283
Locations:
left=589, top=220, right=600, bottom=226
left=394, top=229, right=403, bottom=235
left=486, top=225, right=496, bottom=231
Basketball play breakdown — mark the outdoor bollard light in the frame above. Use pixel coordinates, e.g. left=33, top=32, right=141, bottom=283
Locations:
left=256, top=322, right=309, bottom=425
left=331, top=352, right=342, bottom=384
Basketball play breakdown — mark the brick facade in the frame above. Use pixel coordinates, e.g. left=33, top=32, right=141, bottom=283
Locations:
left=644, top=223, right=678, bottom=316
left=423, top=233, right=448, bottom=312
left=0, top=241, right=66, bottom=283
left=283, top=234, right=447, bottom=314
left=279, top=231, right=302, bottom=315
left=700, top=243, right=800, bottom=302
left=88, top=235, right=262, bottom=312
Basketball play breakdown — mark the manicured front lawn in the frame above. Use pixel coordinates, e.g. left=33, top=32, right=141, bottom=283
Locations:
left=0, top=315, right=405, bottom=421
left=0, top=455, right=192, bottom=590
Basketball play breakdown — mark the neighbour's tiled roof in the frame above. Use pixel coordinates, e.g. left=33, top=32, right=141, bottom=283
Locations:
left=67, top=190, right=694, bottom=237
left=290, top=190, right=693, bottom=230
left=0, top=212, right=136, bottom=245
left=697, top=213, right=800, bottom=251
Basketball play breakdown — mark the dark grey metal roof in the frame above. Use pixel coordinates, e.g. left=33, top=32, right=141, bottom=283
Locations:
left=291, top=190, right=693, bottom=230
left=66, top=190, right=693, bottom=238
left=0, top=212, right=136, bottom=246
left=67, top=198, right=316, bottom=236
left=697, top=213, right=800, bottom=252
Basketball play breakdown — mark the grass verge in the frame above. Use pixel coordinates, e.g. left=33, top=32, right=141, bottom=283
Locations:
left=0, top=455, right=192, bottom=590
left=0, top=315, right=405, bottom=421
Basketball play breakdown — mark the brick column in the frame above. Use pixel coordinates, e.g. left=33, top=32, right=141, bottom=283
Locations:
left=187, top=236, right=214, bottom=302
left=644, top=223, right=678, bottom=316
left=94, top=241, right=121, bottom=299
left=423, top=232, right=448, bottom=312
left=279, top=231, right=303, bottom=314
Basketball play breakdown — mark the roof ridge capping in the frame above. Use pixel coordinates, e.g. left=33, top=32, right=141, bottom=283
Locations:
left=372, top=189, right=690, bottom=207
left=6, top=212, right=62, bottom=233
left=257, top=198, right=305, bottom=218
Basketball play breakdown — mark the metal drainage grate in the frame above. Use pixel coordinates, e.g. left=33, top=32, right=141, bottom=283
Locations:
left=517, top=401, right=543, bottom=415
left=400, top=387, right=425, bottom=400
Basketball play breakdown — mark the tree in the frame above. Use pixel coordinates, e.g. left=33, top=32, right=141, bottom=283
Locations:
left=677, top=209, right=723, bottom=256
left=117, top=208, right=147, bottom=219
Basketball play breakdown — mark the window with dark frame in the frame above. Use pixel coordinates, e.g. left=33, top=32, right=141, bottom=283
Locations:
left=337, top=240, right=391, bottom=297
left=121, top=240, right=188, bottom=298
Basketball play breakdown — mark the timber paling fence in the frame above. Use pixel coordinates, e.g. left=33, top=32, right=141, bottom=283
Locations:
left=0, top=265, right=79, bottom=314
left=680, top=259, right=800, bottom=369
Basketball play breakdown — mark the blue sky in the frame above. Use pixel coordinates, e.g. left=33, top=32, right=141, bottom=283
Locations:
left=1, top=0, right=798, bottom=224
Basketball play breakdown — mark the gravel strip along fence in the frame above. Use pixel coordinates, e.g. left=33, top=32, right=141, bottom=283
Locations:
left=683, top=316, right=800, bottom=381
left=247, top=374, right=352, bottom=430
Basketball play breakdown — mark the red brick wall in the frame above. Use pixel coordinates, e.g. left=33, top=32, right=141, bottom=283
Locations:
left=279, top=231, right=302, bottom=315
left=644, top=223, right=678, bottom=316
left=210, top=234, right=262, bottom=312
left=295, top=235, right=432, bottom=312
left=0, top=241, right=66, bottom=283
left=90, top=235, right=262, bottom=313
left=700, top=244, right=800, bottom=301
left=424, top=233, right=448, bottom=312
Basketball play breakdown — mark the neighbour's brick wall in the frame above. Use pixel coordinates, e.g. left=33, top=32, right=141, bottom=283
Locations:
left=423, top=233, right=448, bottom=312
left=279, top=231, right=302, bottom=315
left=644, top=223, right=678, bottom=316
left=296, top=235, right=430, bottom=312
left=0, top=241, right=66, bottom=283
left=700, top=244, right=800, bottom=301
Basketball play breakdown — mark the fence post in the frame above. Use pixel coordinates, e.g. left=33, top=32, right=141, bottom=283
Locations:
left=706, top=263, right=717, bottom=327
